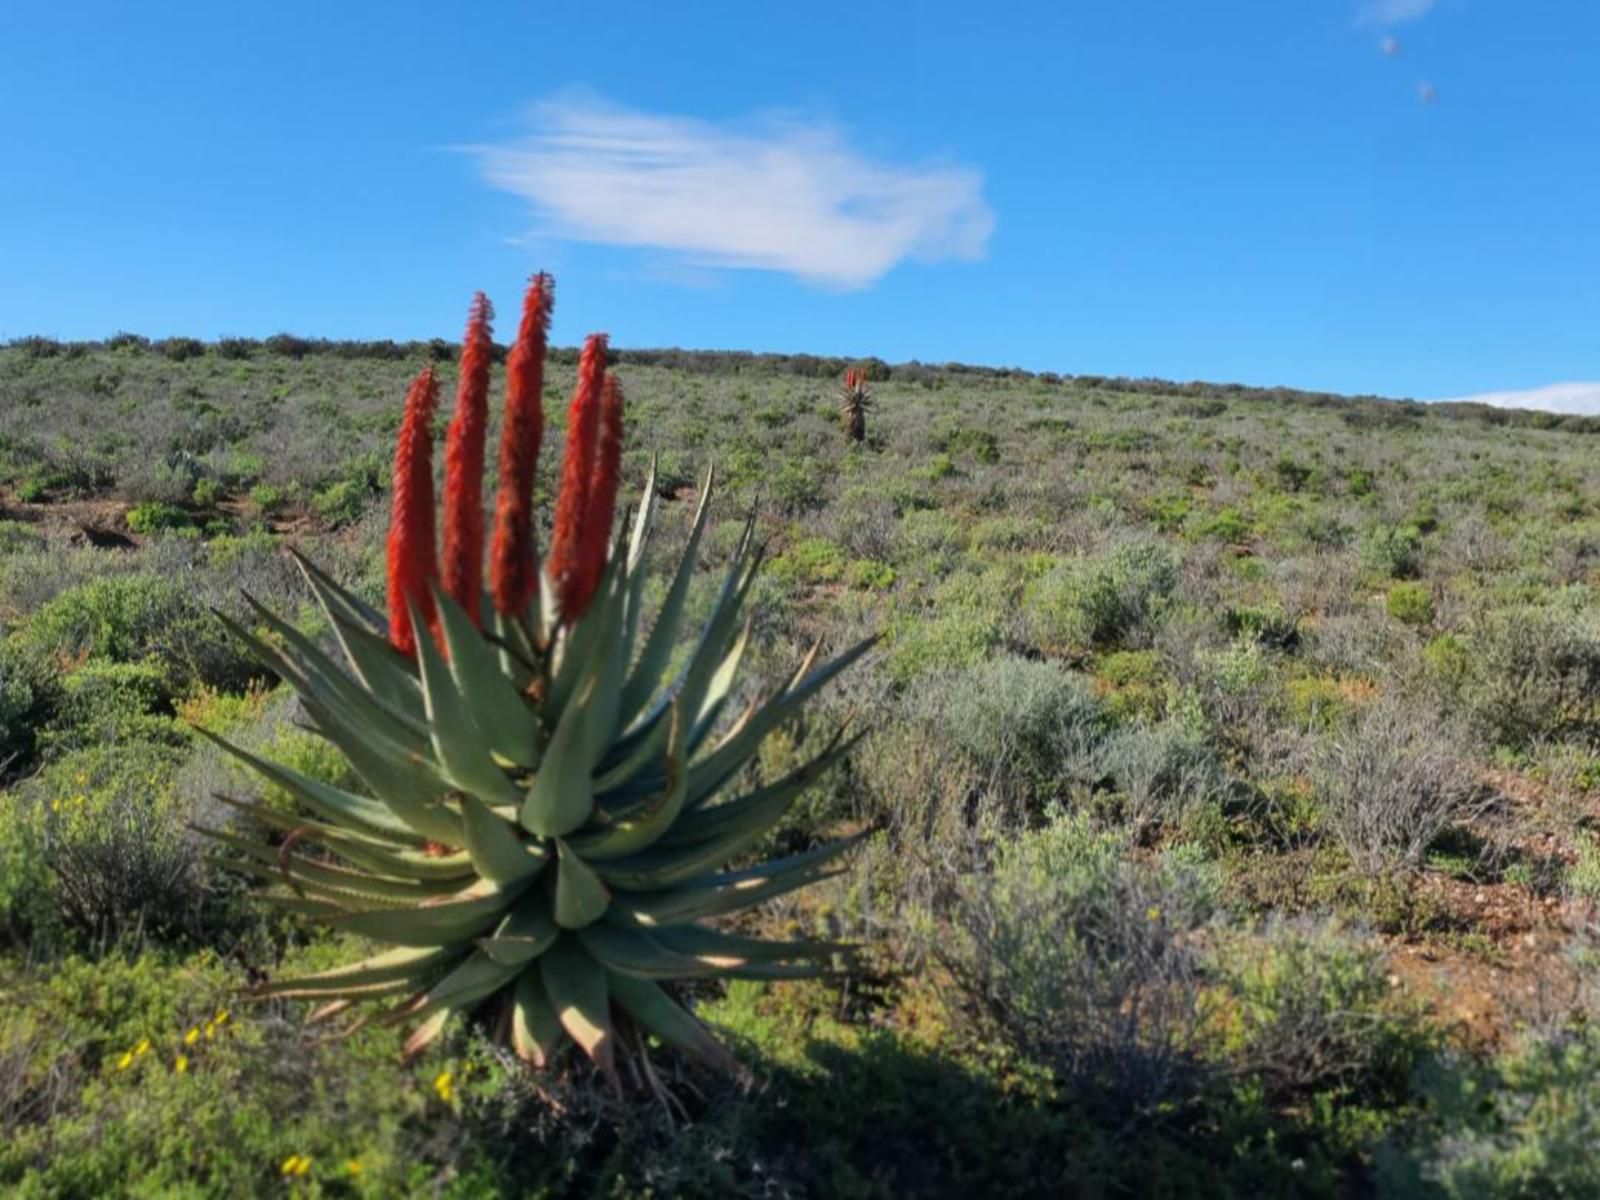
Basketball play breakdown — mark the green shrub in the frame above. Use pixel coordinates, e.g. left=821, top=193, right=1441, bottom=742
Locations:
left=0, top=949, right=478, bottom=1197
left=1103, top=719, right=1230, bottom=837
left=914, top=656, right=1110, bottom=805
left=1451, top=608, right=1600, bottom=749
left=1566, top=835, right=1600, bottom=900
left=843, top=557, right=895, bottom=590
left=1387, top=582, right=1435, bottom=627
left=23, top=574, right=258, bottom=694
left=190, top=477, right=221, bottom=508
left=1207, top=918, right=1427, bottom=1104
left=36, top=660, right=179, bottom=756
left=310, top=478, right=370, bottom=528
left=1023, top=540, right=1179, bottom=652
left=1362, top=523, right=1425, bottom=580
left=942, top=810, right=1219, bottom=1120
left=126, top=502, right=195, bottom=536
left=1388, top=1026, right=1600, bottom=1198
left=1313, top=701, right=1483, bottom=876
left=886, top=609, right=999, bottom=682
left=1094, top=649, right=1169, bottom=721
left=1200, top=507, right=1252, bottom=542
left=0, top=639, right=59, bottom=782
left=769, top=535, right=846, bottom=586
left=1226, top=604, right=1301, bottom=650
left=3, top=741, right=197, bottom=947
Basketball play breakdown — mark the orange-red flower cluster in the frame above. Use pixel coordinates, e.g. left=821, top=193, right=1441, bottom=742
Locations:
left=384, top=274, right=624, bottom=655
left=386, top=365, right=439, bottom=656
left=441, top=292, right=495, bottom=625
left=488, top=274, right=552, bottom=619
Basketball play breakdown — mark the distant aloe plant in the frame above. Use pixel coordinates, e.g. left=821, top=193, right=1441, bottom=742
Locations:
left=839, top=366, right=872, bottom=443
left=201, top=274, right=872, bottom=1077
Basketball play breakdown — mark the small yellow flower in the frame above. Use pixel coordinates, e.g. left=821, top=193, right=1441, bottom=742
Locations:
left=344, top=1159, right=363, bottom=1177
left=184, top=1026, right=201, bottom=1046
left=433, top=1070, right=453, bottom=1102
left=1146, top=906, right=1162, bottom=922
left=133, top=1038, right=151, bottom=1057
left=280, top=1154, right=312, bottom=1177
left=174, top=1054, right=189, bottom=1074
left=213, top=1009, right=230, bottom=1026
left=116, top=1051, right=134, bottom=1071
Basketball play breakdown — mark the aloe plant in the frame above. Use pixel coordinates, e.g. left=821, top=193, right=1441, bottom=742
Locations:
left=201, top=275, right=871, bottom=1076
left=840, top=366, right=872, bottom=443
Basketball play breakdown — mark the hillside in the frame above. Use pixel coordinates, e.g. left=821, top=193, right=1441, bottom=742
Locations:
left=4, top=336, right=1600, bottom=1196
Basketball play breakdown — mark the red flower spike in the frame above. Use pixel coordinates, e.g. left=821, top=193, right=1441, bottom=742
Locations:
left=546, top=333, right=608, bottom=623
left=489, top=273, right=553, bottom=617
left=387, top=365, right=441, bottom=656
left=569, top=372, right=624, bottom=621
left=442, top=292, right=495, bottom=625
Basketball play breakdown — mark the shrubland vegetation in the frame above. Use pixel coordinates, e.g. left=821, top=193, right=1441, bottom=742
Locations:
left=4, top=329, right=1600, bottom=1196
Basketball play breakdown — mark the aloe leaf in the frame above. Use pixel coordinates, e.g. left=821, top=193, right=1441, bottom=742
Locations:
left=553, top=840, right=611, bottom=929
left=663, top=729, right=864, bottom=848
left=566, top=704, right=687, bottom=862
left=459, top=794, right=546, bottom=886
left=577, top=923, right=711, bottom=979
left=328, top=879, right=531, bottom=946
left=539, top=939, right=614, bottom=1072
left=296, top=697, right=464, bottom=846
left=211, top=608, right=426, bottom=765
left=616, top=459, right=659, bottom=673
left=650, top=925, right=842, bottom=968
left=616, top=466, right=716, bottom=726
left=197, top=826, right=463, bottom=902
left=211, top=796, right=475, bottom=882
left=480, top=899, right=560, bottom=967
left=193, top=727, right=428, bottom=846
left=433, top=586, right=539, bottom=767
left=685, top=636, right=878, bottom=809
left=547, top=553, right=622, bottom=718
left=240, top=592, right=428, bottom=749
left=286, top=545, right=386, bottom=631
left=408, top=598, right=524, bottom=809
left=607, top=971, right=738, bottom=1071
left=520, top=674, right=597, bottom=838
left=392, top=948, right=523, bottom=1028
left=607, top=835, right=865, bottom=928
left=512, top=968, right=566, bottom=1067
left=402, top=1008, right=455, bottom=1060
left=255, top=945, right=457, bottom=998
left=291, top=551, right=422, bottom=715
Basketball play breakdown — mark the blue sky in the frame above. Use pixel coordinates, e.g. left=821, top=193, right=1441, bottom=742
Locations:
left=2, top=1, right=1596, bottom=407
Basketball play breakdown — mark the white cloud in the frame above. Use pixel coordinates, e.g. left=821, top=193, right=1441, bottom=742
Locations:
left=1358, top=0, right=1435, bottom=26
left=1437, top=382, right=1600, bottom=416
left=471, top=96, right=993, bottom=290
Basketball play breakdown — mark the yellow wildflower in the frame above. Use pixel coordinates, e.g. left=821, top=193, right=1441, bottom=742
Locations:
left=184, top=1026, right=201, bottom=1046
left=280, top=1154, right=312, bottom=1176
left=1146, top=906, right=1162, bottom=921
left=213, top=1009, right=230, bottom=1026
left=433, top=1070, right=453, bottom=1102
left=344, top=1159, right=363, bottom=1176
left=116, top=1051, right=134, bottom=1071
left=133, top=1037, right=151, bottom=1057
left=174, top=1054, right=189, bottom=1074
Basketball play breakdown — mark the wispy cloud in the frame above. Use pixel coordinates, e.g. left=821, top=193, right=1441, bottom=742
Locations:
left=1437, top=382, right=1600, bottom=416
left=470, top=96, right=993, bottom=290
left=1357, top=0, right=1436, bottom=27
